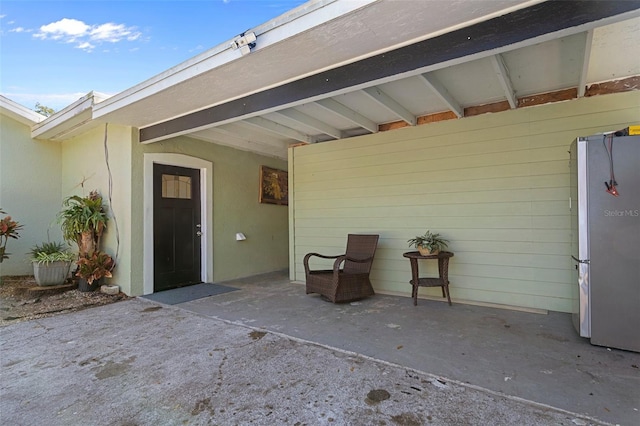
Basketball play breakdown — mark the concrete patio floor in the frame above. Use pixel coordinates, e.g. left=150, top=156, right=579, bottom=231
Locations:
left=2, top=270, right=639, bottom=425
left=178, top=271, right=640, bottom=425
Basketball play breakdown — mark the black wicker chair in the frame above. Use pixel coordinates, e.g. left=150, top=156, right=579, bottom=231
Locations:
left=303, top=234, right=379, bottom=303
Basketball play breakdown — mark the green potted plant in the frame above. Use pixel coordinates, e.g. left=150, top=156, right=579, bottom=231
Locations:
left=57, top=191, right=109, bottom=258
left=75, top=251, right=115, bottom=292
left=407, top=230, right=449, bottom=256
left=0, top=208, right=23, bottom=263
left=29, top=241, right=76, bottom=286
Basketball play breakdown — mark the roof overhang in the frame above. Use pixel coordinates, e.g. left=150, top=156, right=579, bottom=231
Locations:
left=31, top=92, right=110, bottom=141
left=0, top=95, right=46, bottom=126
left=15, top=0, right=639, bottom=161
left=136, top=0, right=640, bottom=147
left=93, top=0, right=546, bottom=128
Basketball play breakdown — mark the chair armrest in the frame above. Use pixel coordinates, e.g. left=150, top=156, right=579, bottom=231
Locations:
left=304, top=252, right=344, bottom=273
left=332, top=255, right=347, bottom=274
left=343, top=255, right=374, bottom=264
left=332, top=255, right=374, bottom=274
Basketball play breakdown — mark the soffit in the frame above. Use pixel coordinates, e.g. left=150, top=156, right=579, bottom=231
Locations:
left=50, top=1, right=640, bottom=160
left=93, top=0, right=539, bottom=128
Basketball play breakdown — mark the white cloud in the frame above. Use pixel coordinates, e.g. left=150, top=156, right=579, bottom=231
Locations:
left=76, top=41, right=95, bottom=51
left=36, top=18, right=90, bottom=40
left=34, top=18, right=141, bottom=52
left=90, top=22, right=140, bottom=43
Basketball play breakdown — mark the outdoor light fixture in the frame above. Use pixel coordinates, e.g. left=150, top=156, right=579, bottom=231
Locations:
left=230, top=32, right=256, bottom=56
left=236, top=232, right=247, bottom=241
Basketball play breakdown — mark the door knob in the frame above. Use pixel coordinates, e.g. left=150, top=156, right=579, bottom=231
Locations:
left=196, top=231, right=202, bottom=237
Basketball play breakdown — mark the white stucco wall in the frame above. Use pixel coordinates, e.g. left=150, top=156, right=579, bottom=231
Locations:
left=0, top=114, right=62, bottom=275
left=60, top=124, right=133, bottom=294
left=129, top=136, right=289, bottom=296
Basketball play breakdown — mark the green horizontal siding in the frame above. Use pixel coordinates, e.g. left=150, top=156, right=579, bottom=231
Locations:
left=290, top=91, right=640, bottom=312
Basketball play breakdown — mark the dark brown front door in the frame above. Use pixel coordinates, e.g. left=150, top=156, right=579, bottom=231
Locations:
left=153, top=164, right=202, bottom=292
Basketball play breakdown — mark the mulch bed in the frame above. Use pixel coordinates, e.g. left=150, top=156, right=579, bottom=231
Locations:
left=0, top=275, right=129, bottom=326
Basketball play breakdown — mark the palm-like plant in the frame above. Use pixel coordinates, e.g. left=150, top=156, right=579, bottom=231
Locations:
left=57, top=191, right=109, bottom=258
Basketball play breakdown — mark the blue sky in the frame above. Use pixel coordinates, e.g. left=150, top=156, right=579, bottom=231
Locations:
left=0, top=0, right=307, bottom=112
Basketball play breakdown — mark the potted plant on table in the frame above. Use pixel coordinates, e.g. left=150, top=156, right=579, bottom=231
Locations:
left=408, top=230, right=449, bottom=256
left=29, top=241, right=76, bottom=286
left=75, top=251, right=115, bottom=292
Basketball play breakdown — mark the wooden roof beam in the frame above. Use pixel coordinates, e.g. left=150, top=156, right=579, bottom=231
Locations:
left=490, top=54, right=517, bottom=109
left=207, top=124, right=288, bottom=149
left=362, top=87, right=416, bottom=126
left=192, top=129, right=287, bottom=159
left=315, top=98, right=378, bottom=134
left=418, top=73, right=464, bottom=118
left=274, top=109, right=344, bottom=140
left=578, top=29, right=595, bottom=98
left=244, top=116, right=315, bottom=143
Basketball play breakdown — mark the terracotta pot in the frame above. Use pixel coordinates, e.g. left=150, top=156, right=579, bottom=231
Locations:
left=418, top=245, right=439, bottom=256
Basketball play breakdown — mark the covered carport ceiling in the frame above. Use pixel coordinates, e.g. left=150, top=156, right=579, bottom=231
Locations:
left=94, top=0, right=640, bottom=160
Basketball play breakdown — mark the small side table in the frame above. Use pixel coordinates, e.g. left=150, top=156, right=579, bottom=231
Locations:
left=403, top=251, right=454, bottom=306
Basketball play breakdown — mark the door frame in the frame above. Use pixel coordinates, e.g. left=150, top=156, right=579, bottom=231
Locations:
left=143, top=153, right=213, bottom=295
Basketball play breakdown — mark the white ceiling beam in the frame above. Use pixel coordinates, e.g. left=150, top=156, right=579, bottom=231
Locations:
left=578, top=29, right=594, bottom=98
left=244, top=116, right=315, bottom=143
left=315, top=98, right=378, bottom=133
left=210, top=124, right=288, bottom=149
left=223, top=122, right=290, bottom=147
left=417, top=73, right=464, bottom=118
left=490, top=54, right=517, bottom=109
left=274, top=109, right=344, bottom=139
left=191, top=130, right=287, bottom=160
left=362, top=87, right=416, bottom=126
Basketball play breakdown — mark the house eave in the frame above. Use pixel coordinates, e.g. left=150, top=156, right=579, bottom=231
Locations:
left=92, top=0, right=380, bottom=123
left=92, top=0, right=543, bottom=129
left=0, top=95, right=46, bottom=126
left=31, top=91, right=110, bottom=141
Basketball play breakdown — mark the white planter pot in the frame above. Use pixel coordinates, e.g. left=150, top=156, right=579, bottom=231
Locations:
left=33, top=261, right=72, bottom=286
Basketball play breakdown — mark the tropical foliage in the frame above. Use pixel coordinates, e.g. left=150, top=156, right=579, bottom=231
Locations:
left=0, top=208, right=23, bottom=263
left=76, top=251, right=115, bottom=285
left=407, top=230, right=449, bottom=253
left=29, top=241, right=76, bottom=264
left=57, top=191, right=109, bottom=258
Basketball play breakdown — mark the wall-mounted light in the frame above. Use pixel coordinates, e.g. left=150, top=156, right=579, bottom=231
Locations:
left=236, top=232, right=247, bottom=241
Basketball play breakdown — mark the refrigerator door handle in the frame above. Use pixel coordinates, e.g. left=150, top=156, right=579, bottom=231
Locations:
left=571, top=255, right=590, bottom=264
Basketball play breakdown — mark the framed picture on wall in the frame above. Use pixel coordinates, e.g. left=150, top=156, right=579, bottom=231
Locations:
left=259, top=166, right=288, bottom=206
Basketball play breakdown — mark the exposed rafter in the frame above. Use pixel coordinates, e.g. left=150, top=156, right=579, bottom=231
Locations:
left=417, top=73, right=464, bottom=118
left=315, top=98, right=378, bottom=134
left=136, top=1, right=639, bottom=144
left=243, top=116, right=315, bottom=143
left=207, top=124, right=288, bottom=149
left=192, top=128, right=287, bottom=159
left=223, top=122, right=291, bottom=147
left=362, top=87, right=416, bottom=126
left=490, top=54, right=517, bottom=109
left=578, top=29, right=595, bottom=98
left=273, top=109, right=343, bottom=139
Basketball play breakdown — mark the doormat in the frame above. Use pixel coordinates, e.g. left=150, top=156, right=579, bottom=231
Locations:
left=141, top=283, right=239, bottom=305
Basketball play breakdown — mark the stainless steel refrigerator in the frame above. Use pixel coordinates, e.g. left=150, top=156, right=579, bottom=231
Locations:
left=570, top=132, right=640, bottom=352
